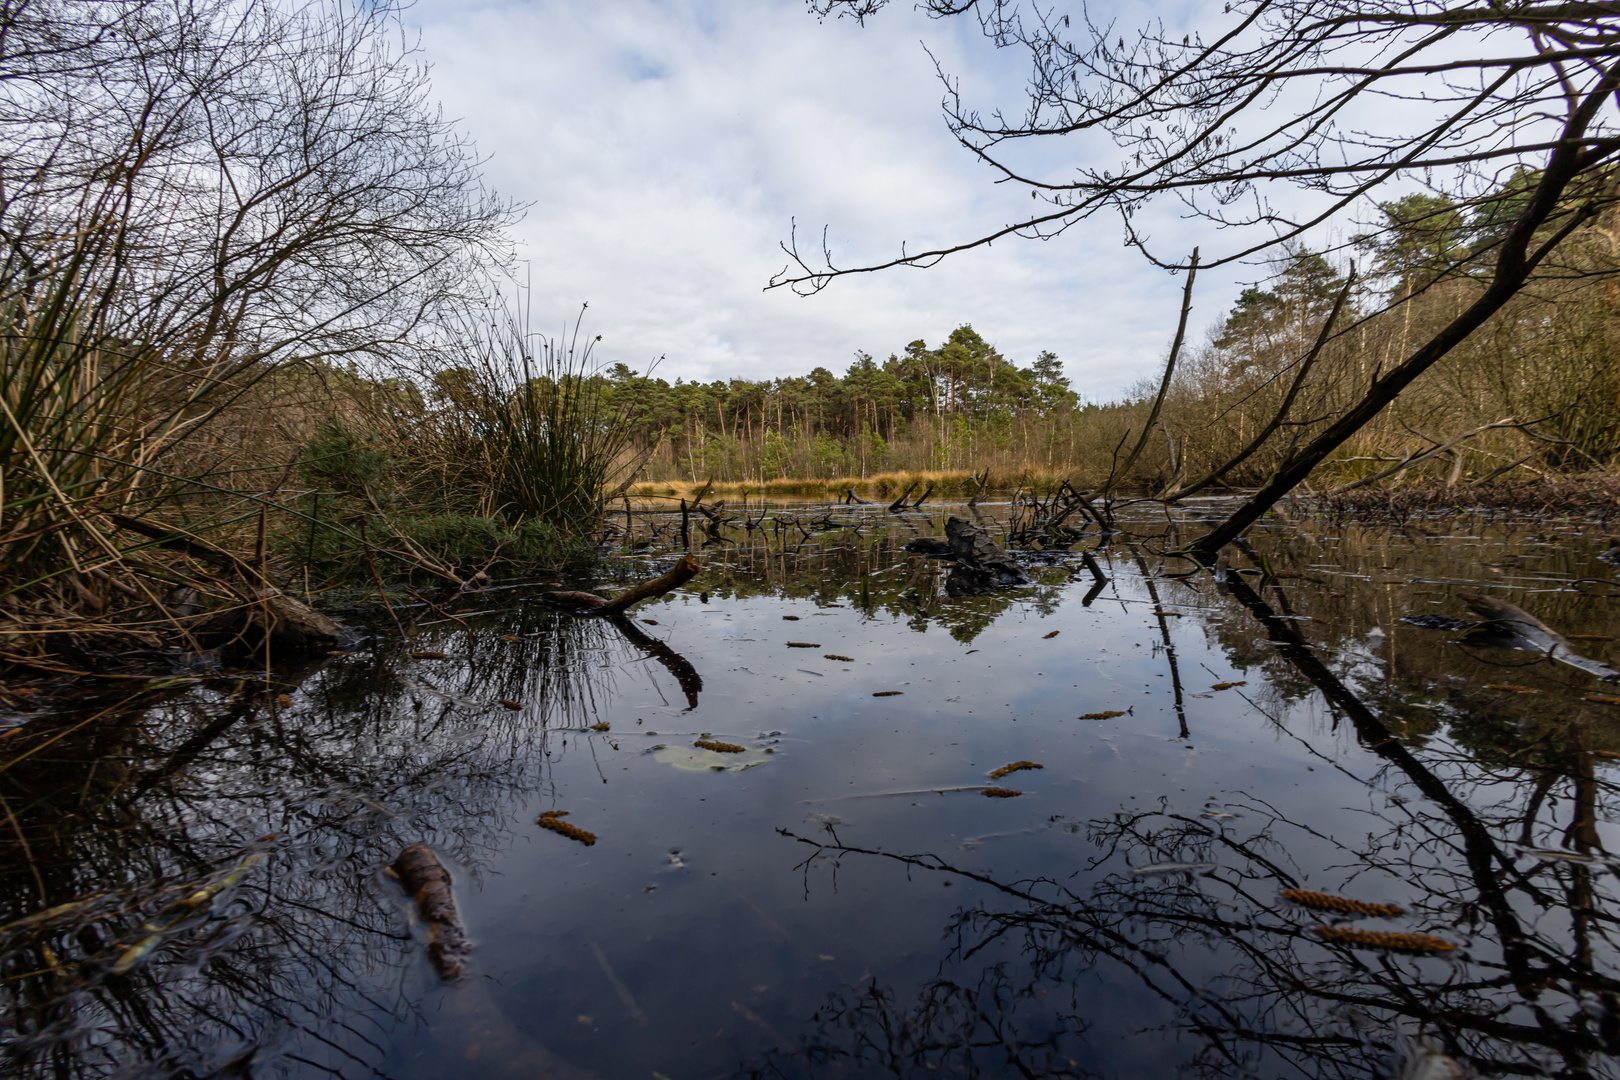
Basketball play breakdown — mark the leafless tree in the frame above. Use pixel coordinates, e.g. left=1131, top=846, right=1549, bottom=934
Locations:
left=780, top=0, right=1620, bottom=556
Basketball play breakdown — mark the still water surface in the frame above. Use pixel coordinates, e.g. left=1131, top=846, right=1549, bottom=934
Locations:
left=4, top=500, right=1620, bottom=1079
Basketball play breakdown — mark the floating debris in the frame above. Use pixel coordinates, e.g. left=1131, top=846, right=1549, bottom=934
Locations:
left=694, top=739, right=746, bottom=753
left=389, top=843, right=469, bottom=980
left=538, top=811, right=596, bottom=846
left=786, top=642, right=821, bottom=648
left=1127, top=861, right=1218, bottom=880
left=501, top=635, right=521, bottom=642
left=1312, top=926, right=1454, bottom=953
left=1585, top=694, right=1620, bottom=706
left=1043, top=630, right=1060, bottom=639
left=1203, top=811, right=1236, bottom=820
left=989, top=761, right=1043, bottom=780
left=641, top=619, right=658, bottom=625
left=824, top=654, right=855, bottom=662
left=410, top=650, right=447, bottom=660
left=498, top=699, right=523, bottom=711
left=872, top=690, right=904, bottom=697
left=1210, top=681, right=1247, bottom=691
left=782, top=615, right=800, bottom=621
left=277, top=693, right=291, bottom=708
left=1484, top=684, right=1540, bottom=693
left=1151, top=610, right=1184, bottom=617
left=112, top=848, right=269, bottom=975
left=591, top=722, right=610, bottom=731
left=1279, top=889, right=1403, bottom=917
left=982, top=787, right=1023, bottom=798
left=1080, top=710, right=1126, bottom=720
left=1131, top=862, right=1216, bottom=876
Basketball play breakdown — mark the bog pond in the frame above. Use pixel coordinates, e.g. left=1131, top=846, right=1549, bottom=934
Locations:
left=4, top=498, right=1620, bottom=1079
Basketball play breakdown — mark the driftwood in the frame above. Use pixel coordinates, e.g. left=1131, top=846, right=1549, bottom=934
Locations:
left=944, top=517, right=1026, bottom=586
left=391, top=842, right=470, bottom=980
left=887, top=483, right=917, bottom=513
left=197, top=589, right=346, bottom=658
left=910, top=482, right=934, bottom=508
left=1458, top=592, right=1620, bottom=682
left=844, top=488, right=872, bottom=505
left=540, top=554, right=700, bottom=615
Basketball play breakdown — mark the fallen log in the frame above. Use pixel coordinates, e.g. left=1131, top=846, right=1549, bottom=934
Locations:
left=1458, top=592, right=1619, bottom=682
left=539, top=554, right=700, bottom=615
left=887, top=483, right=917, bottom=513
left=844, top=488, right=872, bottom=505
left=391, top=842, right=470, bottom=980
left=910, top=482, right=934, bottom=509
left=196, top=589, right=347, bottom=659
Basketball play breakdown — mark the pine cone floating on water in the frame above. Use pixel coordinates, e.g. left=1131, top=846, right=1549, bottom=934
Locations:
left=1312, top=926, right=1454, bottom=953
left=989, top=761, right=1042, bottom=780
left=1279, top=889, right=1403, bottom=917
left=538, top=811, right=596, bottom=846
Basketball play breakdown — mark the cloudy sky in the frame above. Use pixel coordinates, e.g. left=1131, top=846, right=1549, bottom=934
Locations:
left=408, top=0, right=1227, bottom=401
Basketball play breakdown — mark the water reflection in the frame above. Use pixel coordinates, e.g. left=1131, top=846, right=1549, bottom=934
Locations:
left=0, top=608, right=666, bottom=1078
left=2, top=501, right=1618, bottom=1078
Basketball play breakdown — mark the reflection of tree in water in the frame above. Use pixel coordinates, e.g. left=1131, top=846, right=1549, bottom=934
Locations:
left=696, top=519, right=1070, bottom=643
left=742, top=539, right=1620, bottom=1080
left=0, top=610, right=643, bottom=1079
left=753, top=778, right=1619, bottom=1079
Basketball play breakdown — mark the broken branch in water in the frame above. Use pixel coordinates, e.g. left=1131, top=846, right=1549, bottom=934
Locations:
left=540, top=554, right=699, bottom=615
left=1456, top=592, right=1620, bottom=683
left=390, top=842, right=469, bottom=980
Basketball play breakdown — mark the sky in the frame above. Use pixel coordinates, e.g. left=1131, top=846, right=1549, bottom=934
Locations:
left=406, top=0, right=1232, bottom=401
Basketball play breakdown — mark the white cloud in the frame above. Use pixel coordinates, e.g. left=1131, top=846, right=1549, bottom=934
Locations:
left=409, top=0, right=1236, bottom=400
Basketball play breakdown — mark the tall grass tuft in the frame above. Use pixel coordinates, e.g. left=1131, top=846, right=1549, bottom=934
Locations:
left=470, top=304, right=641, bottom=533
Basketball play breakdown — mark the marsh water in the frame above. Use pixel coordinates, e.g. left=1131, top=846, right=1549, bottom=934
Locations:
left=5, top=499, right=1620, bottom=1079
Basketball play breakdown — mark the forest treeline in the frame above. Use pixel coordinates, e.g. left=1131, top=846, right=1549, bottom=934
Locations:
left=512, top=181, right=1617, bottom=494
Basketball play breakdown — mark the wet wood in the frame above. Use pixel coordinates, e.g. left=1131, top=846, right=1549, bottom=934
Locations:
left=1460, top=591, right=1620, bottom=682
left=197, top=589, right=346, bottom=658
left=539, top=555, right=699, bottom=615
left=944, top=517, right=1025, bottom=585
left=391, top=842, right=470, bottom=980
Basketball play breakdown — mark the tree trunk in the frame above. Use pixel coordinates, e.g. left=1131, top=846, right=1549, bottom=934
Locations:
left=1187, top=83, right=1619, bottom=558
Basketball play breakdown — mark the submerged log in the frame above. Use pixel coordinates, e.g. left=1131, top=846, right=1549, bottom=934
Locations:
left=391, top=842, right=470, bottom=980
left=1458, top=592, right=1620, bottom=682
left=944, top=517, right=1025, bottom=586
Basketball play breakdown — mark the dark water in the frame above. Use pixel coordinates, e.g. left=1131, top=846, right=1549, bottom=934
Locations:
left=4, top=500, right=1620, bottom=1079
